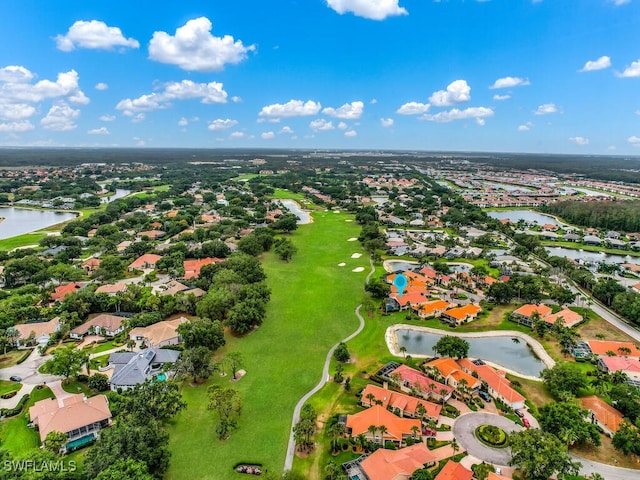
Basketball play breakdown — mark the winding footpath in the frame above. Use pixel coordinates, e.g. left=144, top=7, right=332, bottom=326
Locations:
left=283, top=258, right=374, bottom=472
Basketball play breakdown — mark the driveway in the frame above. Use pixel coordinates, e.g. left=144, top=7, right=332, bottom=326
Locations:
left=452, top=412, right=524, bottom=466
left=0, top=349, right=61, bottom=408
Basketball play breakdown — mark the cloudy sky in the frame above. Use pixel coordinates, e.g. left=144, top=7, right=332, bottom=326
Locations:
left=1, top=0, right=640, bottom=154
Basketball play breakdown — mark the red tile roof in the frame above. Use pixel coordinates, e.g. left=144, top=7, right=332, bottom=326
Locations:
left=512, top=303, right=552, bottom=319
left=346, top=405, right=420, bottom=442
left=544, top=308, right=583, bottom=328
left=391, top=365, right=453, bottom=397
left=50, top=282, right=84, bottom=302
left=360, top=443, right=436, bottom=480
left=435, top=460, right=473, bottom=480
left=183, top=257, right=223, bottom=279
left=128, top=253, right=162, bottom=270
left=361, top=384, right=442, bottom=419
left=579, top=396, right=624, bottom=434
left=587, top=340, right=640, bottom=357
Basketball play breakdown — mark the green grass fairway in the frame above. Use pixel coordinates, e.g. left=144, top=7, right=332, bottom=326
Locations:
left=166, top=209, right=370, bottom=479
left=0, top=233, right=47, bottom=251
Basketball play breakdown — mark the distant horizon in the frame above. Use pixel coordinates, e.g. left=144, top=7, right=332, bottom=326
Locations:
left=1, top=1, right=640, bottom=154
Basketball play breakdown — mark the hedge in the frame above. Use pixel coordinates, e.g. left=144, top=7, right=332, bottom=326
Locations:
left=16, top=349, right=33, bottom=364
left=0, top=393, right=30, bottom=417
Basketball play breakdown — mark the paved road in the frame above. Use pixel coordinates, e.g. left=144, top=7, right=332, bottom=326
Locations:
left=573, top=455, right=640, bottom=480
left=0, top=349, right=61, bottom=408
left=452, top=412, right=524, bottom=466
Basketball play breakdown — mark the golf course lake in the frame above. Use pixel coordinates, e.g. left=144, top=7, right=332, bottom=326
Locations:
left=280, top=199, right=311, bottom=224
left=487, top=209, right=564, bottom=227
left=395, top=329, right=547, bottom=377
left=0, top=207, right=77, bottom=240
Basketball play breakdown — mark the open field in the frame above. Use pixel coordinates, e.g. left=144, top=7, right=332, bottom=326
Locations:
left=166, top=204, right=370, bottom=479
left=0, top=233, right=47, bottom=251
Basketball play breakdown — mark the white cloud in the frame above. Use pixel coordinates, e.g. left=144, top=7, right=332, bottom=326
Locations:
left=208, top=118, right=238, bottom=131
left=326, top=0, right=408, bottom=20
left=178, top=117, right=188, bottom=127
left=370, top=98, right=378, bottom=104
left=55, top=20, right=139, bottom=51
left=493, top=94, right=511, bottom=101
left=40, top=102, right=80, bottom=131
left=618, top=59, right=640, bottom=78
left=0, top=103, right=36, bottom=120
left=95, top=82, right=109, bottom=90
left=518, top=122, right=533, bottom=132
left=628, top=135, right=640, bottom=145
left=396, top=102, right=430, bottom=115
left=0, top=68, right=88, bottom=105
left=569, top=136, right=589, bottom=145
left=610, top=0, right=630, bottom=5
left=380, top=117, right=394, bottom=127
left=0, top=66, right=34, bottom=83
left=310, top=119, right=335, bottom=131
left=278, top=126, right=294, bottom=134
left=579, top=56, right=611, bottom=72
left=344, top=129, right=357, bottom=137
left=261, top=131, right=275, bottom=140
left=534, top=103, right=558, bottom=115
left=133, top=136, right=145, bottom=146
left=131, top=113, right=145, bottom=123
left=99, top=114, right=116, bottom=122
left=231, top=96, right=242, bottom=103
left=338, top=121, right=348, bottom=130
left=116, top=80, right=227, bottom=115
left=429, top=80, right=471, bottom=107
left=229, top=131, right=246, bottom=139
left=421, top=106, right=494, bottom=123
left=489, top=76, right=530, bottom=89
left=0, top=121, right=34, bottom=132
left=322, top=101, right=364, bottom=119
left=88, top=127, right=109, bottom=135
left=149, top=17, right=255, bottom=72
left=259, top=99, right=321, bottom=118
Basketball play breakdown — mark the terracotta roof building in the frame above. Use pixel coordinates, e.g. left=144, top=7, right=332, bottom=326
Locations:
left=95, top=282, right=128, bottom=296
left=128, top=253, right=163, bottom=271
left=29, top=394, right=112, bottom=451
left=183, top=257, right=223, bottom=279
left=510, top=304, right=553, bottom=327
left=50, top=282, right=84, bottom=302
left=70, top=314, right=125, bottom=339
left=412, top=299, right=452, bottom=319
left=424, top=358, right=482, bottom=390
left=544, top=308, right=584, bottom=328
left=360, top=443, right=436, bottom=480
left=588, top=340, right=640, bottom=358
left=346, top=405, right=421, bottom=446
left=579, top=396, right=624, bottom=437
left=129, top=317, right=187, bottom=348
left=390, top=365, right=453, bottom=402
left=458, top=359, right=525, bottom=410
left=441, top=304, right=482, bottom=326
left=434, top=460, right=473, bottom=480
left=360, top=384, right=442, bottom=420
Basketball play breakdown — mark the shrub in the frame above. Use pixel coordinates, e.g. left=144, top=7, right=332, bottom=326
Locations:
left=16, top=349, right=33, bottom=364
left=1, top=393, right=30, bottom=417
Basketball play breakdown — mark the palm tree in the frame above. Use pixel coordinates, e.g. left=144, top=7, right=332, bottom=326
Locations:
left=367, top=424, right=377, bottom=443
left=378, top=425, right=388, bottom=447
left=400, top=346, right=407, bottom=358
left=356, top=433, right=367, bottom=452
left=410, top=425, right=420, bottom=439
left=611, top=370, right=629, bottom=385
left=365, top=392, right=375, bottom=407
left=440, top=388, right=449, bottom=406
left=416, top=403, right=426, bottom=424
left=457, top=378, right=469, bottom=402
left=451, top=437, right=459, bottom=454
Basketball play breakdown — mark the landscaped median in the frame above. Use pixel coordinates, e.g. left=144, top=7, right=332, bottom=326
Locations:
left=475, top=424, right=509, bottom=448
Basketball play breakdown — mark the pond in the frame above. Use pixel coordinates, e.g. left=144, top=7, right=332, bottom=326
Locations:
left=395, top=329, right=546, bottom=377
left=544, top=246, right=635, bottom=265
left=0, top=207, right=77, bottom=240
left=102, top=188, right=131, bottom=203
left=487, top=209, right=564, bottom=227
left=384, top=260, right=419, bottom=272
left=371, top=196, right=389, bottom=206
left=484, top=182, right=532, bottom=192
left=279, top=199, right=311, bottom=224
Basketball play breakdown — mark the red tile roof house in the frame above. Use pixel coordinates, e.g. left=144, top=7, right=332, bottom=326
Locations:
left=29, top=393, right=112, bottom=453
left=441, top=304, right=482, bottom=327
left=13, top=317, right=60, bottom=347
left=128, top=253, right=163, bottom=272
left=95, top=282, right=128, bottom=296
left=458, top=359, right=525, bottom=410
left=50, top=282, right=84, bottom=302
left=70, top=314, right=125, bottom=340
left=346, top=405, right=422, bottom=447
left=587, top=340, right=640, bottom=358
left=358, top=443, right=437, bottom=480
left=183, top=257, right=223, bottom=280
left=509, top=304, right=553, bottom=328
left=81, top=257, right=101, bottom=274
left=598, top=356, right=640, bottom=386
left=412, top=300, right=452, bottom=319
left=360, top=384, right=442, bottom=421
left=424, top=358, right=482, bottom=391
left=543, top=308, right=584, bottom=328
left=390, top=365, right=454, bottom=403
left=435, top=460, right=473, bottom=480
left=579, top=395, right=624, bottom=438
left=136, top=230, right=166, bottom=240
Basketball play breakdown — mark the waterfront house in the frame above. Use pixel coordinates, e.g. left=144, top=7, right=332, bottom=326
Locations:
left=579, top=396, right=624, bottom=437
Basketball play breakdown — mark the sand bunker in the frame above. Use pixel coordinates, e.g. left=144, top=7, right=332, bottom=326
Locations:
left=347, top=237, right=358, bottom=242
left=352, top=267, right=365, bottom=272
left=338, top=263, right=346, bottom=267
left=345, top=219, right=353, bottom=222
left=351, top=253, right=362, bottom=259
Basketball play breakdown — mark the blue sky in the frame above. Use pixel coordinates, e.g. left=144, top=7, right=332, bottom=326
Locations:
left=1, top=0, right=639, bottom=154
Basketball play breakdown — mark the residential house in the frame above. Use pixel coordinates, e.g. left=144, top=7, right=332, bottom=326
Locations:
left=434, top=461, right=473, bottom=480
left=424, top=358, right=481, bottom=391
left=70, top=314, right=125, bottom=339
left=95, top=282, right=128, bottom=296
left=598, top=356, right=640, bottom=387
left=13, top=317, right=60, bottom=347
left=606, top=231, right=620, bottom=239
left=441, top=304, right=482, bottom=326
left=183, top=257, right=223, bottom=279
left=579, top=396, right=624, bottom=437
left=509, top=304, right=553, bottom=327
left=50, top=282, right=84, bottom=302
left=345, top=405, right=421, bottom=447
left=621, top=263, right=640, bottom=275
left=116, top=240, right=132, bottom=252
left=128, top=253, right=163, bottom=271
left=562, top=233, right=581, bottom=242
left=587, top=340, right=640, bottom=358
left=108, top=348, right=180, bottom=391
left=360, top=384, right=442, bottom=421
left=136, top=230, right=166, bottom=240
left=153, top=280, right=189, bottom=296
left=29, top=394, right=112, bottom=452
left=129, top=317, right=187, bottom=348
left=488, top=473, right=511, bottom=480
left=359, top=443, right=437, bottom=480
left=458, top=359, right=525, bottom=409
left=583, top=235, right=602, bottom=246
left=81, top=258, right=101, bottom=274
left=412, top=300, right=452, bottom=319
left=543, top=308, right=584, bottom=328
left=389, top=365, right=453, bottom=402
left=388, top=289, right=431, bottom=312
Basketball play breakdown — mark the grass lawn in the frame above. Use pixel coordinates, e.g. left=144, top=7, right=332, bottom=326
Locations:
left=0, top=387, right=55, bottom=456
left=0, top=380, right=21, bottom=396
left=61, top=380, right=96, bottom=396
left=0, top=233, right=47, bottom=251
left=0, top=350, right=30, bottom=369
left=82, top=339, right=123, bottom=354
left=166, top=207, right=370, bottom=479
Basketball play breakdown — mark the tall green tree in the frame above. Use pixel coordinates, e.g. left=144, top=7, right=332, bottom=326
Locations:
left=208, top=385, right=243, bottom=440
left=175, top=346, right=216, bottom=383
left=539, top=402, right=601, bottom=446
left=541, top=362, right=587, bottom=399
left=41, top=345, right=89, bottom=382
left=176, top=317, right=225, bottom=351
left=509, top=429, right=581, bottom=480
left=120, top=380, right=186, bottom=424
left=432, top=335, right=470, bottom=359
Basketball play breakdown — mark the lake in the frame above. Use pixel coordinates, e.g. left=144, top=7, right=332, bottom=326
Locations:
left=102, top=188, right=131, bottom=203
left=0, top=207, right=77, bottom=240
left=384, top=260, right=419, bottom=272
left=279, top=199, right=311, bottom=224
left=395, top=329, right=546, bottom=377
left=544, top=246, right=635, bottom=265
left=484, top=182, right=532, bottom=192
left=487, top=209, right=564, bottom=227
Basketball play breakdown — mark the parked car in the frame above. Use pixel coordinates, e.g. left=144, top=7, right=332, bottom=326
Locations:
left=515, top=409, right=525, bottom=418
left=9, top=375, right=22, bottom=382
left=522, top=418, right=530, bottom=428
left=478, top=391, right=492, bottom=402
